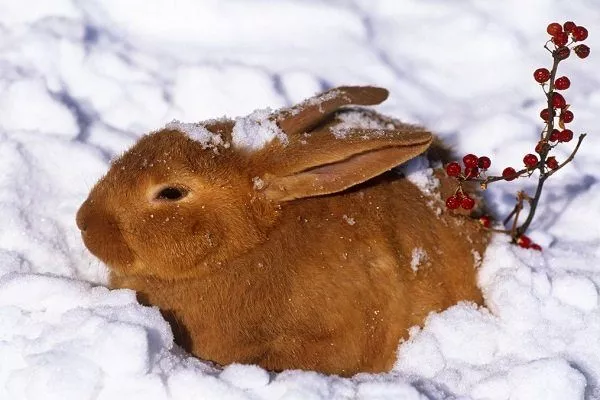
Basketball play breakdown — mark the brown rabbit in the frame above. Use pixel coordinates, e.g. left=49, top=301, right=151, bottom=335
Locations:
left=76, top=86, right=488, bottom=377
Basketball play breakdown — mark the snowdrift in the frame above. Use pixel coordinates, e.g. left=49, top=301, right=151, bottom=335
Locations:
left=1, top=1, right=599, bottom=399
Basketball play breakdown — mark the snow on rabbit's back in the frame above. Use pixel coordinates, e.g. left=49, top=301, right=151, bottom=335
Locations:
left=76, top=86, right=489, bottom=376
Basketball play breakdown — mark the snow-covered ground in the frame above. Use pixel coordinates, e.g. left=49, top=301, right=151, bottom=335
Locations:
left=1, top=1, right=599, bottom=399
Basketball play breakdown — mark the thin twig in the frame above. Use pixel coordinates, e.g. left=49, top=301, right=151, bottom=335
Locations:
left=510, top=192, right=526, bottom=237
left=471, top=165, right=532, bottom=185
left=447, top=36, right=586, bottom=243
left=488, top=228, right=512, bottom=234
left=546, top=133, right=587, bottom=177
left=515, top=49, right=580, bottom=236
left=503, top=202, right=520, bottom=225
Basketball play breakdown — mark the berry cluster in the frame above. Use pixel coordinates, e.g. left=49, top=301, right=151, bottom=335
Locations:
left=546, top=22, right=590, bottom=59
left=445, top=154, right=490, bottom=210
left=443, top=21, right=590, bottom=251
left=537, top=21, right=590, bottom=132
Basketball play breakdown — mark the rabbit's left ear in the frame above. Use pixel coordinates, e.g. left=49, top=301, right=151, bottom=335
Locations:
left=257, top=127, right=433, bottom=202
left=275, top=86, right=389, bottom=136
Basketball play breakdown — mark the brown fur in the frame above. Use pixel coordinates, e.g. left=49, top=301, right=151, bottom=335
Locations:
left=76, top=87, right=488, bottom=377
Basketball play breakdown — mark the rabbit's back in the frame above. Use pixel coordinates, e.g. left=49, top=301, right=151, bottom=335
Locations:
left=260, top=169, right=485, bottom=373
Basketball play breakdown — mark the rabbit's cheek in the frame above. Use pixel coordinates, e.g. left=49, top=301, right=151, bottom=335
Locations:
left=191, top=222, right=222, bottom=252
left=189, top=218, right=217, bottom=241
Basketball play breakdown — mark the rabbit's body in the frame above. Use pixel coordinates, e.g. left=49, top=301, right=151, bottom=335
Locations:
left=112, top=172, right=485, bottom=375
left=77, top=87, right=488, bottom=376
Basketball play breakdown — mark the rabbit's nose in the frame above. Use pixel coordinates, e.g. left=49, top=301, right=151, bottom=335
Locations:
left=76, top=200, right=90, bottom=232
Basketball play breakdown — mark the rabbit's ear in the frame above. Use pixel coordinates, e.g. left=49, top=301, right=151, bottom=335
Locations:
left=275, top=86, right=389, bottom=136
left=260, top=128, right=432, bottom=202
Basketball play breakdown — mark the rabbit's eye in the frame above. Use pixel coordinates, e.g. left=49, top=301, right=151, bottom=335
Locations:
left=156, top=187, right=187, bottom=201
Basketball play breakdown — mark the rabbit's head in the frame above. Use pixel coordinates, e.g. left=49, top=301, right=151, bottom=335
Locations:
left=76, top=126, right=271, bottom=279
left=76, top=87, right=434, bottom=280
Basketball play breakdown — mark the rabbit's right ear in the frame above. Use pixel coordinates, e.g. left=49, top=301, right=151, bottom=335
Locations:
left=275, top=86, right=389, bottom=136
left=256, top=127, right=433, bottom=202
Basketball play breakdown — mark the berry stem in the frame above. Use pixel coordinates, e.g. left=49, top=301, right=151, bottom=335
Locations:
left=444, top=22, right=589, bottom=248
left=545, top=133, right=587, bottom=178
left=510, top=198, right=524, bottom=237
left=471, top=166, right=531, bottom=185
left=516, top=174, right=546, bottom=236
left=542, top=51, right=561, bottom=143
left=489, top=228, right=512, bottom=234
left=503, top=205, right=518, bottom=226
left=515, top=52, right=585, bottom=236
left=502, top=191, right=531, bottom=227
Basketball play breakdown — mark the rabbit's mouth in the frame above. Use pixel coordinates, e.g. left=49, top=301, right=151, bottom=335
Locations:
left=77, top=202, right=136, bottom=271
left=80, top=226, right=136, bottom=272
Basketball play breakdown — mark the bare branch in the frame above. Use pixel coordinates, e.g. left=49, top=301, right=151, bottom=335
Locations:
left=546, top=134, right=587, bottom=178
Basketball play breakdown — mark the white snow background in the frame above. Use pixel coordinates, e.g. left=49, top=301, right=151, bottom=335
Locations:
left=1, top=1, right=600, bottom=399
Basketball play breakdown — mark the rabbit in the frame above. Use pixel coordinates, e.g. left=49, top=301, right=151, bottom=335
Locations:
left=76, top=86, right=489, bottom=377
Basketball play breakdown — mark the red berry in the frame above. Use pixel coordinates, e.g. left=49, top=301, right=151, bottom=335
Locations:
left=555, top=46, right=570, bottom=60
left=563, top=21, right=576, bottom=33
left=561, top=110, right=574, bottom=123
left=559, top=129, right=573, bottom=142
left=553, top=32, right=569, bottom=47
left=549, top=129, right=560, bottom=141
left=530, top=243, right=543, bottom=251
left=478, top=156, right=491, bottom=169
left=554, top=76, right=571, bottom=90
left=463, top=154, right=478, bottom=168
left=446, top=195, right=460, bottom=210
left=551, top=92, right=566, bottom=108
left=461, top=196, right=475, bottom=210
left=517, top=235, right=532, bottom=248
left=547, top=22, right=563, bottom=36
left=572, top=26, right=588, bottom=41
left=465, top=166, right=479, bottom=179
left=540, top=108, right=551, bottom=121
left=533, top=68, right=551, bottom=83
left=574, top=44, right=590, bottom=59
left=446, top=161, right=461, bottom=177
left=546, top=156, right=559, bottom=170
left=523, top=153, right=538, bottom=168
left=502, top=167, right=518, bottom=181
left=479, top=215, right=491, bottom=228
left=535, top=141, right=549, bottom=154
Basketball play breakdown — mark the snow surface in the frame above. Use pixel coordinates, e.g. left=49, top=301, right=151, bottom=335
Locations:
left=1, top=1, right=600, bottom=399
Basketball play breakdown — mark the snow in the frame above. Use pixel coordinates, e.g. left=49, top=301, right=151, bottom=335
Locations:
left=306, top=89, right=344, bottom=110
left=0, top=274, right=174, bottom=400
left=164, top=120, right=229, bottom=150
left=471, top=358, right=586, bottom=400
left=410, top=248, right=428, bottom=273
left=396, top=156, right=441, bottom=198
left=252, top=176, right=266, bottom=190
left=232, top=108, right=288, bottom=150
left=282, top=88, right=346, bottom=117
left=343, top=214, right=356, bottom=226
left=331, top=110, right=395, bottom=138
left=552, top=275, right=598, bottom=312
left=1, top=0, right=599, bottom=399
